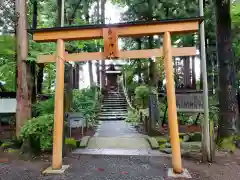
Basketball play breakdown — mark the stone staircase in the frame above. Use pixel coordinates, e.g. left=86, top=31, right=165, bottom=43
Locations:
left=97, top=88, right=127, bottom=121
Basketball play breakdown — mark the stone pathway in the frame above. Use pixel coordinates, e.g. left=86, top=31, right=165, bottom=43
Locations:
left=87, top=136, right=150, bottom=149
left=94, top=120, right=141, bottom=137
left=84, top=120, right=152, bottom=150
left=83, top=87, right=152, bottom=150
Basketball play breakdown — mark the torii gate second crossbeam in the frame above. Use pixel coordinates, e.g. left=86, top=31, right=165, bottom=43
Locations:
left=28, top=17, right=203, bottom=174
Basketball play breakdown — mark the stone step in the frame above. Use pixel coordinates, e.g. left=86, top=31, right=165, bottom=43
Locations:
left=102, top=103, right=127, bottom=106
left=103, top=103, right=127, bottom=106
left=107, top=93, right=124, bottom=95
left=97, top=116, right=126, bottom=121
left=100, top=112, right=127, bottom=115
left=98, top=113, right=127, bottom=116
left=73, top=137, right=151, bottom=149
left=103, top=99, right=126, bottom=102
left=103, top=102, right=126, bottom=105
left=102, top=106, right=127, bottom=109
left=103, top=102, right=127, bottom=104
left=104, top=95, right=124, bottom=97
left=103, top=103, right=126, bottom=105
left=102, top=106, right=127, bottom=111
left=98, top=114, right=127, bottom=118
left=104, top=99, right=125, bottom=102
left=103, top=100, right=126, bottom=103
left=101, top=111, right=127, bottom=114
left=107, top=91, right=124, bottom=93
left=105, top=96, right=125, bottom=99
left=101, top=109, right=127, bottom=112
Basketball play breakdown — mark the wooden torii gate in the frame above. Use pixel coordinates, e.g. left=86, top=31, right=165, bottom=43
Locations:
left=29, top=17, right=202, bottom=174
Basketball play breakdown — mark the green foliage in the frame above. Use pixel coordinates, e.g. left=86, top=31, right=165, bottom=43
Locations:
left=65, top=138, right=77, bottom=147
left=32, top=86, right=100, bottom=122
left=126, top=110, right=139, bottom=123
left=0, top=35, right=16, bottom=91
left=32, top=98, right=54, bottom=117
left=134, top=85, right=150, bottom=109
left=71, top=86, right=100, bottom=126
left=146, top=137, right=159, bottom=150
left=1, top=141, right=14, bottom=147
left=232, top=2, right=240, bottom=83
left=20, top=114, right=54, bottom=151
left=20, top=86, right=100, bottom=151
left=28, top=41, right=56, bottom=62
left=217, top=136, right=236, bottom=152
left=158, top=100, right=167, bottom=118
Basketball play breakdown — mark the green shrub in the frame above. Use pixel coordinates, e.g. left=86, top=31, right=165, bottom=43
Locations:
left=134, top=85, right=150, bottom=108
left=32, top=98, right=54, bottom=117
left=126, top=110, right=139, bottom=123
left=71, top=87, right=100, bottom=126
left=65, top=138, right=77, bottom=147
left=20, top=114, right=54, bottom=151
left=19, top=86, right=101, bottom=152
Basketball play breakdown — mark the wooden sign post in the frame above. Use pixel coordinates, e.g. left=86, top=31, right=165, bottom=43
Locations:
left=28, top=17, right=203, bottom=174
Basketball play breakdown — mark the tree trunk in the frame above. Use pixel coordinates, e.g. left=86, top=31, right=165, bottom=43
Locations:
left=88, top=61, right=94, bottom=86
left=31, top=0, right=38, bottom=103
left=96, top=0, right=100, bottom=87
left=72, top=65, right=76, bottom=88
left=36, top=63, right=44, bottom=94
left=75, top=63, right=80, bottom=89
left=32, top=1, right=38, bottom=29
left=216, top=0, right=239, bottom=149
left=192, top=56, right=196, bottom=89
left=83, top=0, right=94, bottom=87
left=56, top=0, right=62, bottom=26
left=183, top=57, right=191, bottom=88
left=64, top=63, right=73, bottom=112
left=200, top=73, right=203, bottom=89
left=137, top=38, right=142, bottom=83
left=100, top=0, right=106, bottom=89
left=56, top=0, right=73, bottom=112
left=147, top=0, right=160, bottom=130
left=15, top=0, right=32, bottom=137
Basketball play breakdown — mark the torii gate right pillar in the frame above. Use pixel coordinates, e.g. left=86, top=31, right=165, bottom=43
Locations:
left=163, top=32, right=182, bottom=173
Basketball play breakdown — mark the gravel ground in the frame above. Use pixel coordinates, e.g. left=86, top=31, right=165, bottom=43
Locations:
left=1, top=152, right=240, bottom=180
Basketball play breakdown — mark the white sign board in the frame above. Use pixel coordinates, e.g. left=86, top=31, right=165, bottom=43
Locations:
left=176, top=93, right=204, bottom=112
left=0, top=98, right=16, bottom=113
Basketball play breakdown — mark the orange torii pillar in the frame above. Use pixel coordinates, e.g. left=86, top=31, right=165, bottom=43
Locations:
left=52, top=39, right=65, bottom=170
left=163, top=32, right=182, bottom=173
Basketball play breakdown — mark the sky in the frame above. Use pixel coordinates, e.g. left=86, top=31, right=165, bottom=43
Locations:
left=79, top=2, right=201, bottom=89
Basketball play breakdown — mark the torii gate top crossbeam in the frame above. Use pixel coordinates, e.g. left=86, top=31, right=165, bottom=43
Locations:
left=28, top=17, right=203, bottom=42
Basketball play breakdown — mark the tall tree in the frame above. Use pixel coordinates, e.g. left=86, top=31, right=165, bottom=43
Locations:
left=15, top=0, right=32, bottom=137
left=96, top=0, right=101, bottom=87
left=216, top=0, right=239, bottom=148
left=31, top=0, right=38, bottom=102
left=101, top=0, right=106, bottom=89
left=83, top=0, right=94, bottom=87
left=56, top=0, right=73, bottom=112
